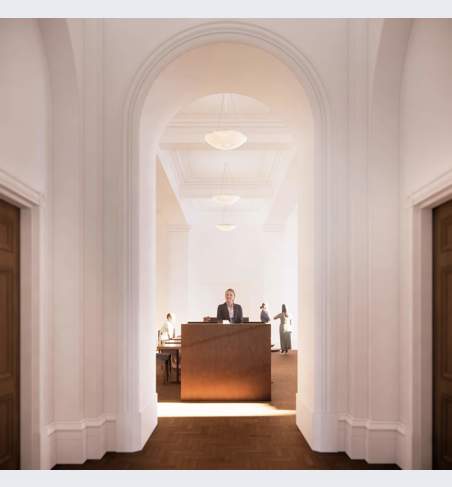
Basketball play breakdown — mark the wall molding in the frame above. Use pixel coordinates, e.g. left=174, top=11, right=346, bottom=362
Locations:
left=298, top=392, right=407, bottom=466
left=167, top=112, right=289, bottom=129
left=406, top=166, right=452, bottom=208
left=404, top=173, right=452, bottom=468
left=180, top=184, right=274, bottom=199
left=165, top=147, right=285, bottom=189
left=45, top=414, right=116, bottom=468
left=402, top=167, right=452, bottom=468
left=167, top=224, right=191, bottom=233
left=46, top=414, right=116, bottom=435
left=339, top=414, right=406, bottom=434
left=338, top=414, right=406, bottom=465
left=160, top=142, right=292, bottom=151
left=0, top=176, right=45, bottom=469
left=0, top=167, right=45, bottom=208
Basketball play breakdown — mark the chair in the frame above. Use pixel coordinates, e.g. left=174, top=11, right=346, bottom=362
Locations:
left=156, top=352, right=171, bottom=383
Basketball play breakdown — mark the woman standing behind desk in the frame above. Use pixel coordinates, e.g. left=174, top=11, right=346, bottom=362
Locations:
left=217, top=288, right=243, bottom=323
left=274, top=304, right=292, bottom=354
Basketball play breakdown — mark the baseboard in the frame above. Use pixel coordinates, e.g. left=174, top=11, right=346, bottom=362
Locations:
left=396, top=426, right=413, bottom=469
left=45, top=414, right=116, bottom=468
left=296, top=394, right=313, bottom=445
left=114, top=394, right=158, bottom=453
left=296, top=396, right=407, bottom=468
left=338, top=414, right=407, bottom=466
left=42, top=400, right=407, bottom=469
left=139, top=393, right=158, bottom=447
left=296, top=394, right=339, bottom=451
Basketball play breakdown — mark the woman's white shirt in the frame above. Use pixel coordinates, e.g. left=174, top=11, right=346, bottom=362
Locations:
left=160, top=319, right=174, bottom=340
left=227, top=304, right=234, bottom=320
left=282, top=313, right=293, bottom=332
left=274, top=312, right=293, bottom=332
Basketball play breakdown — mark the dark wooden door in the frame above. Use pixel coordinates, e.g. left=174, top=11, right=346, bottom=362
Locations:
left=0, top=199, right=20, bottom=469
left=433, top=200, right=452, bottom=469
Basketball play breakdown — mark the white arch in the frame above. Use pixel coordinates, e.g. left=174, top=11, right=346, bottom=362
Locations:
left=119, top=21, right=332, bottom=453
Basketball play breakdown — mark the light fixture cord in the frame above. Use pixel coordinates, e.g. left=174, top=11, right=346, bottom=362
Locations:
left=216, top=93, right=227, bottom=132
left=230, top=93, right=238, bottom=129
left=221, top=161, right=227, bottom=223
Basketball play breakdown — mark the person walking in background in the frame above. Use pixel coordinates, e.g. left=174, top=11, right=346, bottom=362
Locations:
left=260, top=302, right=270, bottom=323
left=274, top=304, right=292, bottom=353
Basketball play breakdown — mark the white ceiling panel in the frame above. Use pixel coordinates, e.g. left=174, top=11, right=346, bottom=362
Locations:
left=157, top=93, right=297, bottom=225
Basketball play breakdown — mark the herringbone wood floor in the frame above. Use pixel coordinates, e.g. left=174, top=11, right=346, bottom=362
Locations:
left=54, top=351, right=398, bottom=469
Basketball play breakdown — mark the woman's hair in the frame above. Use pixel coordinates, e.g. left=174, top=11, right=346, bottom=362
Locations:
left=260, top=303, right=266, bottom=309
left=225, top=288, right=235, bottom=297
left=166, top=312, right=173, bottom=320
left=282, top=304, right=288, bottom=316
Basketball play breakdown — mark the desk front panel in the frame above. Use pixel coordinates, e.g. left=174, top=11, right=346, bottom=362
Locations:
left=181, top=324, right=271, bottom=401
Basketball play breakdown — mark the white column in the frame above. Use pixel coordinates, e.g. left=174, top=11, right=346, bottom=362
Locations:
left=81, top=18, right=105, bottom=425
left=167, top=225, right=191, bottom=335
left=43, top=19, right=111, bottom=465
left=347, top=19, right=370, bottom=426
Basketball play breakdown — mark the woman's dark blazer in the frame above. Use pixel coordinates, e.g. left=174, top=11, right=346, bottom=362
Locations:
left=216, top=303, right=243, bottom=323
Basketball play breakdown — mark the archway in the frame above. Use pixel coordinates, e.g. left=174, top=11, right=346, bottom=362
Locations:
left=155, top=91, right=300, bottom=415
left=119, top=22, right=331, bottom=453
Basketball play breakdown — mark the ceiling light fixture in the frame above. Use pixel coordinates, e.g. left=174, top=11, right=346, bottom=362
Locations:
left=205, top=94, right=247, bottom=151
left=205, top=130, right=247, bottom=151
left=215, top=224, right=236, bottom=232
left=212, top=194, right=240, bottom=206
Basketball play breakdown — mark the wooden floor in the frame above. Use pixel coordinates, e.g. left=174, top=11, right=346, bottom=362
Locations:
left=54, top=351, right=398, bottom=469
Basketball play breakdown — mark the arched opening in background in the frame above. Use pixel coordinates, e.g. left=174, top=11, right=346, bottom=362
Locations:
left=120, top=26, right=330, bottom=454
left=155, top=92, right=300, bottom=417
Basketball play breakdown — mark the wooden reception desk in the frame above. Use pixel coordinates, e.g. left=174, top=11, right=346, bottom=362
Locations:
left=181, top=323, right=271, bottom=401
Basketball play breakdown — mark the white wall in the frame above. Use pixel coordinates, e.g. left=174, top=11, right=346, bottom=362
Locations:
left=187, top=218, right=298, bottom=348
left=0, top=19, right=48, bottom=193
left=156, top=160, right=189, bottom=336
left=39, top=19, right=113, bottom=467
left=281, top=207, right=299, bottom=347
left=368, top=17, right=410, bottom=438
left=401, top=19, right=452, bottom=194
left=399, top=19, right=452, bottom=468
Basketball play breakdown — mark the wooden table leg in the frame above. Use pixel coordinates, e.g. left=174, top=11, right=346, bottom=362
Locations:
left=166, top=357, right=170, bottom=383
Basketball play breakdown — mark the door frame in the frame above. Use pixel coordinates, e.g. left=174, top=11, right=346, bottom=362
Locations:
left=0, top=169, right=45, bottom=469
left=409, top=168, right=452, bottom=469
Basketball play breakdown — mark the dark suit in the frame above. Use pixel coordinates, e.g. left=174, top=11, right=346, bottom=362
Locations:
left=216, top=302, right=243, bottom=323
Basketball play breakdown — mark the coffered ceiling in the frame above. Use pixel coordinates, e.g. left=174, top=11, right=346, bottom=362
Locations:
left=158, top=93, right=297, bottom=225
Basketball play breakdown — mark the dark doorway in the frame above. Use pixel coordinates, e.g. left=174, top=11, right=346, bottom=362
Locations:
left=0, top=199, right=20, bottom=469
left=433, top=200, right=452, bottom=469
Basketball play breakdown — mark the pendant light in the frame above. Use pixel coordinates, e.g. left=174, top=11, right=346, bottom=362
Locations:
left=205, top=94, right=247, bottom=151
left=216, top=223, right=236, bottom=232
left=211, top=194, right=240, bottom=206
left=205, top=130, right=247, bottom=151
